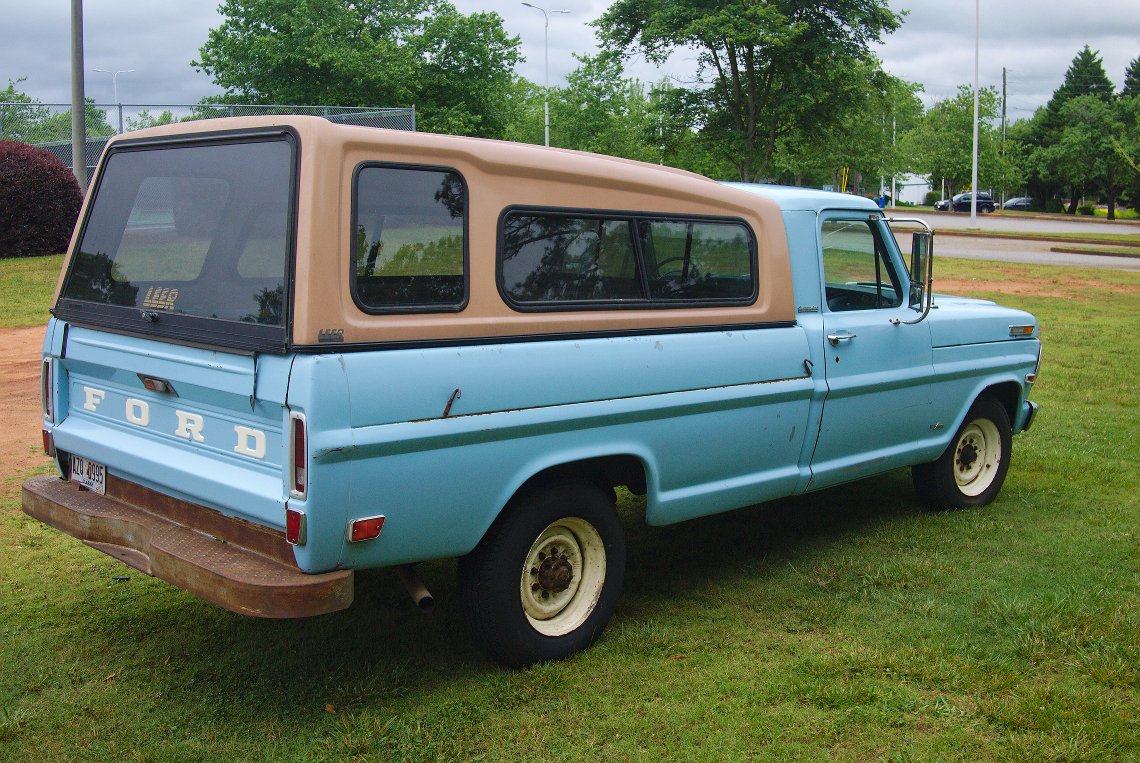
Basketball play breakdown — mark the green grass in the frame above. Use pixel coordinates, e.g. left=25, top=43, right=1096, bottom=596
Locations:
left=0, top=254, right=63, bottom=327
left=1, top=256, right=1137, bottom=760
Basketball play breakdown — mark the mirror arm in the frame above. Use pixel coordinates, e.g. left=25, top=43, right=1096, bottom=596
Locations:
left=886, top=217, right=934, bottom=325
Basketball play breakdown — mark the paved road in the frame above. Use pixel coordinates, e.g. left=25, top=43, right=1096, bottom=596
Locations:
left=901, top=209, right=1140, bottom=236
left=933, top=235, right=1140, bottom=272
left=885, top=211, right=1140, bottom=271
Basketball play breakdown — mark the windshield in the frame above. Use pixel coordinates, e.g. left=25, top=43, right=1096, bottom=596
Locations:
left=58, top=135, right=295, bottom=349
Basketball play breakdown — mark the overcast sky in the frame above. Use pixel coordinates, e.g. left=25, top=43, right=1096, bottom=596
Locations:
left=1, top=1, right=1137, bottom=123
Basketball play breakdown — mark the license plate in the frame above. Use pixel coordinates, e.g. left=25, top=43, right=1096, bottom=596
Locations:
left=70, top=455, right=106, bottom=495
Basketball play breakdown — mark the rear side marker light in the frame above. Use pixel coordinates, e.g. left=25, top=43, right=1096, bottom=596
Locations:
left=42, top=429, right=56, bottom=457
left=286, top=508, right=306, bottom=545
left=348, top=516, right=385, bottom=543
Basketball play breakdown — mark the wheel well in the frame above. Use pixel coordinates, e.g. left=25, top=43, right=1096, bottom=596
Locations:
left=980, top=382, right=1020, bottom=425
left=514, top=455, right=647, bottom=501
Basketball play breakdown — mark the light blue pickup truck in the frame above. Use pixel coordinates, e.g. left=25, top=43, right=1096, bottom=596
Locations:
left=24, top=117, right=1040, bottom=666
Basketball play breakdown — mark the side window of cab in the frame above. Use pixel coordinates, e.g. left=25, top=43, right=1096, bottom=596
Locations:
left=820, top=219, right=902, bottom=312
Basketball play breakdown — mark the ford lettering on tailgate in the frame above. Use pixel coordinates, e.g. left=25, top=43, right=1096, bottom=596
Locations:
left=72, top=381, right=275, bottom=463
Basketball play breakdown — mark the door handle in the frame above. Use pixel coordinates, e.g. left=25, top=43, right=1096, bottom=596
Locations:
left=827, top=332, right=857, bottom=346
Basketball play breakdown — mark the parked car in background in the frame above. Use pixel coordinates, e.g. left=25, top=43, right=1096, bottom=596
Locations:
left=1003, top=196, right=1035, bottom=211
left=935, top=191, right=996, bottom=213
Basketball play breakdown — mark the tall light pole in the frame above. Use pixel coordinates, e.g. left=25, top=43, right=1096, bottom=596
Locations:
left=522, top=2, right=569, bottom=147
left=94, top=67, right=135, bottom=133
left=969, top=0, right=980, bottom=230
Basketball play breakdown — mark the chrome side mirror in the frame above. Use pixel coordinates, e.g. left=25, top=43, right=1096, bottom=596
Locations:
left=910, top=230, right=932, bottom=310
left=886, top=218, right=934, bottom=325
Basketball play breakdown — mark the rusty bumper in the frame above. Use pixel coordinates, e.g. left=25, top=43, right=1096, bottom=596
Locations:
left=22, top=475, right=353, bottom=618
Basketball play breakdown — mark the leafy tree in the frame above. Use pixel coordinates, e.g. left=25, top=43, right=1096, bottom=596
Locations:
left=1031, top=95, right=1136, bottom=219
left=32, top=101, right=116, bottom=143
left=548, top=53, right=657, bottom=162
left=899, top=85, right=1019, bottom=200
left=0, top=79, right=51, bottom=143
left=594, top=0, right=902, bottom=182
left=774, top=65, right=921, bottom=192
left=195, top=0, right=521, bottom=137
left=126, top=110, right=176, bottom=131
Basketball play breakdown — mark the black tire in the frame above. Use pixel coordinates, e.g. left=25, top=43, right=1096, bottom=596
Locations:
left=458, top=481, right=626, bottom=668
left=913, top=394, right=1012, bottom=509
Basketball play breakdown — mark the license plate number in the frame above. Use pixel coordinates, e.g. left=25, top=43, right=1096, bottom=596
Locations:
left=70, top=455, right=106, bottom=495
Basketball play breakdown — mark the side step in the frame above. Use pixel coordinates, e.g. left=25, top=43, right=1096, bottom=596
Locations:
left=22, top=475, right=353, bottom=618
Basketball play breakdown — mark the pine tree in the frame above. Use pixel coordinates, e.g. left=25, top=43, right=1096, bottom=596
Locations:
left=1034, top=46, right=1117, bottom=212
left=1123, top=56, right=1140, bottom=98
left=1046, top=46, right=1115, bottom=114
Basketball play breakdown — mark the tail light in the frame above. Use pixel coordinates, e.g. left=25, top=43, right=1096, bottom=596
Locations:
left=42, top=429, right=56, bottom=457
left=41, top=358, right=54, bottom=422
left=288, top=411, right=307, bottom=498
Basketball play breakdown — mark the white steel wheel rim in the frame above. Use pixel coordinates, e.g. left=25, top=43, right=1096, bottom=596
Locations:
left=954, top=418, right=1002, bottom=496
left=520, top=517, right=607, bottom=637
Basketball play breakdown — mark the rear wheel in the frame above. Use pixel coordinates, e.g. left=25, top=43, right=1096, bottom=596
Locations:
left=913, top=394, right=1012, bottom=509
left=459, top=481, right=625, bottom=667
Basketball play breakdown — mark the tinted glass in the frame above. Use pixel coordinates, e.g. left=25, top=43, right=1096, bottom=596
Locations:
left=821, top=219, right=902, bottom=311
left=353, top=166, right=465, bottom=311
left=639, top=220, right=754, bottom=300
left=501, top=214, right=641, bottom=303
left=63, top=139, right=292, bottom=326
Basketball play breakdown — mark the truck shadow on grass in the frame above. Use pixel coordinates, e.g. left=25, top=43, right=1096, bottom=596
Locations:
left=53, top=469, right=936, bottom=710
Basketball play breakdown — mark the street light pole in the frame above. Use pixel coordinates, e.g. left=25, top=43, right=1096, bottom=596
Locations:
left=969, top=0, right=980, bottom=230
left=522, top=2, right=569, bottom=147
left=93, top=67, right=135, bottom=133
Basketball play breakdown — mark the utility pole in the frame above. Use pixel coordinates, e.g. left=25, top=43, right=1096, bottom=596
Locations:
left=70, top=0, right=86, bottom=189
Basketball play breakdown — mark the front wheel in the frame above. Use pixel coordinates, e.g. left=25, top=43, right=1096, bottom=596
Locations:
left=913, top=394, right=1012, bottom=509
left=458, top=481, right=626, bottom=667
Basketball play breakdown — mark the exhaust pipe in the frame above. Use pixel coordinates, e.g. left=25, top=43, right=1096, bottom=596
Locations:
left=397, top=564, right=434, bottom=612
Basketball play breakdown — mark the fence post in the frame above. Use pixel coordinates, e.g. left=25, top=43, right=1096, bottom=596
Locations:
left=117, top=103, right=124, bottom=134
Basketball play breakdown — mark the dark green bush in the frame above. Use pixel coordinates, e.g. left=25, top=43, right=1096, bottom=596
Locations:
left=1076, top=203, right=1096, bottom=216
left=924, top=191, right=940, bottom=206
left=0, top=140, right=83, bottom=258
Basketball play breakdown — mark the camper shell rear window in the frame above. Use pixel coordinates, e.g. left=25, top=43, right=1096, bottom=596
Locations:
left=56, top=130, right=297, bottom=353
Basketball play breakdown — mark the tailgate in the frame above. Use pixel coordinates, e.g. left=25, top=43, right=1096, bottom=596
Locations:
left=51, top=324, right=293, bottom=529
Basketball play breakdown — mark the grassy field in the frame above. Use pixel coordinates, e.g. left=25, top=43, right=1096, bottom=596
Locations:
left=1, top=255, right=1137, bottom=761
left=0, top=254, right=63, bottom=327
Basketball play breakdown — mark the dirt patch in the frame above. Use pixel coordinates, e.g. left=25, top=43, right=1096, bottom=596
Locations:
left=1, top=326, right=53, bottom=499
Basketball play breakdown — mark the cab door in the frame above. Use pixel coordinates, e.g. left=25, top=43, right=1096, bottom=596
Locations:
left=808, top=216, right=934, bottom=490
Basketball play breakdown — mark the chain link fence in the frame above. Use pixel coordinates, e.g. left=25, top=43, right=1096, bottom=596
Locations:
left=0, top=102, right=415, bottom=176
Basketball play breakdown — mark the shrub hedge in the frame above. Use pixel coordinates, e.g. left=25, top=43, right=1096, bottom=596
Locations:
left=0, top=141, right=83, bottom=258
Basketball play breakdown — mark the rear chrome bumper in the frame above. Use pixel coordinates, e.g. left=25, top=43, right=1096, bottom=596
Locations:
left=22, top=475, right=352, bottom=618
